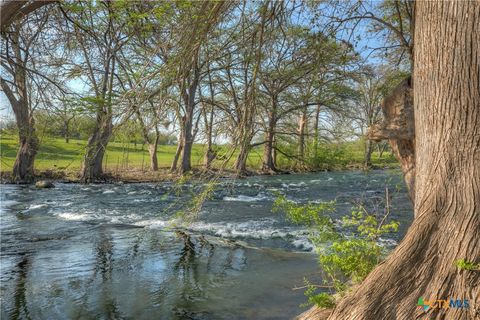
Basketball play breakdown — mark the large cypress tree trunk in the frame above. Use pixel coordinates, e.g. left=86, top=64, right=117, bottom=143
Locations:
left=301, top=2, right=479, bottom=319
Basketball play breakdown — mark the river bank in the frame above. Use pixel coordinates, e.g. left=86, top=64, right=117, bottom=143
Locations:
left=0, top=163, right=399, bottom=185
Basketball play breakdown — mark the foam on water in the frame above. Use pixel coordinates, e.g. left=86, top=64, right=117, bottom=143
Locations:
left=56, top=212, right=92, bottom=221
left=26, top=204, right=49, bottom=211
left=187, top=219, right=313, bottom=251
left=223, top=193, right=269, bottom=202
left=134, top=218, right=172, bottom=228
left=281, top=182, right=307, bottom=188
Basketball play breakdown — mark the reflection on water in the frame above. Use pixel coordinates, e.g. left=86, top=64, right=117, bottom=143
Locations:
left=0, top=170, right=413, bottom=319
left=11, top=254, right=30, bottom=320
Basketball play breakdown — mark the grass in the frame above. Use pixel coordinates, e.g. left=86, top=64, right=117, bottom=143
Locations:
left=0, top=132, right=263, bottom=172
left=0, top=131, right=398, bottom=175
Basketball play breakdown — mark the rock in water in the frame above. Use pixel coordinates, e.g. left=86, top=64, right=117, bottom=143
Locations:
left=35, top=180, right=55, bottom=188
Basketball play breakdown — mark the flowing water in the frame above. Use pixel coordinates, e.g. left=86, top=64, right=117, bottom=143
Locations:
left=0, top=170, right=413, bottom=320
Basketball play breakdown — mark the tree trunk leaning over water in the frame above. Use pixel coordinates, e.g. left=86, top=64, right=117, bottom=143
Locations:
left=302, top=2, right=480, bottom=319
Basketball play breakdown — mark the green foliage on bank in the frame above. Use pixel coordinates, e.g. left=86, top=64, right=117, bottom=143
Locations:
left=273, top=195, right=400, bottom=308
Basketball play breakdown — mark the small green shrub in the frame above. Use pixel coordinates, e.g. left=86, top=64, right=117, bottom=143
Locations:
left=455, top=259, right=480, bottom=271
left=273, top=195, right=399, bottom=308
left=307, top=143, right=351, bottom=169
left=302, top=279, right=336, bottom=308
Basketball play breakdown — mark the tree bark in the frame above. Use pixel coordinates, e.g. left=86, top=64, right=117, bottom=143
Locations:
left=302, top=2, right=480, bottom=320
left=313, top=104, right=321, bottom=156
left=80, top=114, right=112, bottom=183
left=0, top=0, right=54, bottom=31
left=203, top=60, right=216, bottom=170
left=12, top=107, right=38, bottom=184
left=234, top=141, right=250, bottom=175
left=179, top=97, right=195, bottom=174
left=298, top=107, right=307, bottom=161
left=148, top=141, right=159, bottom=172
left=171, top=116, right=185, bottom=172
left=178, top=61, right=200, bottom=175
left=171, top=141, right=183, bottom=172
left=262, top=97, right=278, bottom=173
left=180, top=117, right=193, bottom=174
left=203, top=107, right=216, bottom=169
left=364, top=139, right=373, bottom=168
left=64, top=119, right=70, bottom=143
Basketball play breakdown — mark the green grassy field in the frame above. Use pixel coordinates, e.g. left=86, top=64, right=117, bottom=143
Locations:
left=0, top=132, right=264, bottom=172
left=0, top=132, right=397, bottom=173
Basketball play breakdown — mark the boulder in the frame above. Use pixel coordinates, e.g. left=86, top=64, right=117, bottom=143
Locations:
left=35, top=180, right=55, bottom=188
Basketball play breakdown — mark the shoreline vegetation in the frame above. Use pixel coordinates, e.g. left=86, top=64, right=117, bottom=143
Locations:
left=0, top=132, right=399, bottom=184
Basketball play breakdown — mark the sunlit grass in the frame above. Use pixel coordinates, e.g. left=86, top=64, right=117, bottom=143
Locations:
left=0, top=132, right=397, bottom=173
left=0, top=132, right=263, bottom=171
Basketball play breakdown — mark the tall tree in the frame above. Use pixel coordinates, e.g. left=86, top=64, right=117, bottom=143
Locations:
left=60, top=2, right=131, bottom=182
left=0, top=10, right=49, bottom=182
left=303, top=2, right=480, bottom=319
left=229, top=1, right=273, bottom=175
left=167, top=1, right=231, bottom=174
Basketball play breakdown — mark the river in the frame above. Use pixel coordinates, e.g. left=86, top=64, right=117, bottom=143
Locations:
left=0, top=170, right=413, bottom=319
